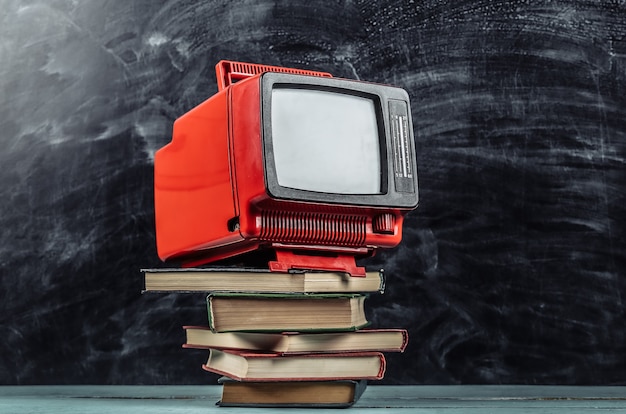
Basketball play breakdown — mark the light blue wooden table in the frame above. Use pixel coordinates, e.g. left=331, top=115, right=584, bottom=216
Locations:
left=0, top=385, right=625, bottom=413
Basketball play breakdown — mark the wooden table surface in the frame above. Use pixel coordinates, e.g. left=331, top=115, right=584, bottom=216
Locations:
left=1, top=385, right=625, bottom=413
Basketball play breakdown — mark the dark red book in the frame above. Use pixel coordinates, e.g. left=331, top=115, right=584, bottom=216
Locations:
left=202, top=349, right=386, bottom=381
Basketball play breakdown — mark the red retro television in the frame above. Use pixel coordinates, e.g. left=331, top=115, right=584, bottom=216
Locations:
left=154, top=61, right=418, bottom=276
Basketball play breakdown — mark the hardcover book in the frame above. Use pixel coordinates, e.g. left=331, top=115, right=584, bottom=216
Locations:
left=206, top=293, right=369, bottom=332
left=142, top=267, right=384, bottom=294
left=184, top=326, right=408, bottom=354
left=203, top=349, right=386, bottom=381
left=217, top=377, right=367, bottom=407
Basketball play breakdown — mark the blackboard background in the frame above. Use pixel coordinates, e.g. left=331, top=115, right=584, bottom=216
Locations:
left=1, top=0, right=624, bottom=385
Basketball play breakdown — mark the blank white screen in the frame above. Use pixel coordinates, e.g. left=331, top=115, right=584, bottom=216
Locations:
left=271, top=88, right=381, bottom=194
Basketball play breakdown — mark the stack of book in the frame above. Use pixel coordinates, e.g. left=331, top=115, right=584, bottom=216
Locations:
left=143, top=268, right=408, bottom=408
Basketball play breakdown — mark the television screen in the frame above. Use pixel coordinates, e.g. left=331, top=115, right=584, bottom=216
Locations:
left=270, top=88, right=382, bottom=195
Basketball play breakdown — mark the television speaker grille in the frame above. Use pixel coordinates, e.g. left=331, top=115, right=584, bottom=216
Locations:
left=259, top=211, right=367, bottom=247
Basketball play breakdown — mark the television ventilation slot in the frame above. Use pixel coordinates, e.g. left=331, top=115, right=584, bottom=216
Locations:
left=260, top=211, right=366, bottom=247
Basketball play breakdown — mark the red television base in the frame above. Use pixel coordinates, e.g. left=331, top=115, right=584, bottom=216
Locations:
left=180, top=248, right=367, bottom=277
left=269, top=249, right=366, bottom=277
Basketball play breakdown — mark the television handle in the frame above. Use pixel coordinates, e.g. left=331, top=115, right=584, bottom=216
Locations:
left=215, top=60, right=333, bottom=91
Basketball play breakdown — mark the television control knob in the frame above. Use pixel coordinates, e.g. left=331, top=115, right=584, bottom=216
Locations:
left=373, top=213, right=395, bottom=234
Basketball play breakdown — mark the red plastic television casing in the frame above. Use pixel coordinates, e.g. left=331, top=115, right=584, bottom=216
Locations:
left=154, top=61, right=418, bottom=276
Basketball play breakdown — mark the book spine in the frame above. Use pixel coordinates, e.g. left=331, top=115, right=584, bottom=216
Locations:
left=206, top=296, right=218, bottom=332
left=377, top=269, right=386, bottom=293
left=375, top=353, right=387, bottom=380
left=399, top=329, right=409, bottom=352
